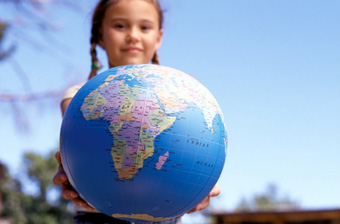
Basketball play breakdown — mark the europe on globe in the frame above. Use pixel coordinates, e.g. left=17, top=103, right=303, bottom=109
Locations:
left=60, top=64, right=227, bottom=222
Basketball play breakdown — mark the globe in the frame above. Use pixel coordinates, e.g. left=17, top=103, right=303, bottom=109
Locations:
left=60, top=64, right=227, bottom=222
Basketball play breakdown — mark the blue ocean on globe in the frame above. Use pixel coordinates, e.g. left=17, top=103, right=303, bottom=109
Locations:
left=60, top=64, right=227, bottom=222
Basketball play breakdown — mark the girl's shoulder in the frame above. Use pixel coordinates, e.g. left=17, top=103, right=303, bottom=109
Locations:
left=63, top=83, right=85, bottom=101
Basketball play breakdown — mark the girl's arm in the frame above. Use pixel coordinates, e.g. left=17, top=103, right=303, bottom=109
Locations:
left=53, top=151, right=94, bottom=210
left=61, top=98, right=72, bottom=117
left=53, top=98, right=94, bottom=210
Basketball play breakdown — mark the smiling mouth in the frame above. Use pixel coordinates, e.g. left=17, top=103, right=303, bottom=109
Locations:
left=122, top=47, right=142, bottom=53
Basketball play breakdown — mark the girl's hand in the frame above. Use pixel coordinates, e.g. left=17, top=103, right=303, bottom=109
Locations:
left=53, top=151, right=94, bottom=210
left=186, top=183, right=220, bottom=214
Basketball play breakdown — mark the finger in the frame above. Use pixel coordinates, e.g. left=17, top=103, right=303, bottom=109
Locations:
left=209, top=184, right=220, bottom=197
left=196, top=196, right=210, bottom=211
left=186, top=207, right=197, bottom=214
left=52, top=172, right=67, bottom=185
left=62, top=188, right=79, bottom=200
left=61, top=183, right=79, bottom=199
left=187, top=206, right=199, bottom=214
left=72, top=198, right=95, bottom=210
left=55, top=151, right=62, bottom=165
left=187, top=196, right=210, bottom=214
left=186, top=184, right=220, bottom=214
left=53, top=166, right=68, bottom=185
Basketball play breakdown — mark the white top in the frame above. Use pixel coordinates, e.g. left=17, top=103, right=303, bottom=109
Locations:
left=62, top=83, right=84, bottom=102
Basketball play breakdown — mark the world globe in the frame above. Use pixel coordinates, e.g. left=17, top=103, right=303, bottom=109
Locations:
left=60, top=64, right=227, bottom=222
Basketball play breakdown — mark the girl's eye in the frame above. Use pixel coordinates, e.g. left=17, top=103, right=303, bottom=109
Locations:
left=114, top=24, right=125, bottom=29
left=141, top=25, right=151, bottom=31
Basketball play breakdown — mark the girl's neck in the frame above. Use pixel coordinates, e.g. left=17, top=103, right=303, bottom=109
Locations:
left=109, top=62, right=115, bottom=68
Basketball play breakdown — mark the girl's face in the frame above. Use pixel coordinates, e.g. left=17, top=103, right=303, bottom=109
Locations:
left=99, top=0, right=163, bottom=67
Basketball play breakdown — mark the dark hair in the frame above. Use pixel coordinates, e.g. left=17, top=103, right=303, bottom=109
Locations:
left=88, top=0, right=164, bottom=80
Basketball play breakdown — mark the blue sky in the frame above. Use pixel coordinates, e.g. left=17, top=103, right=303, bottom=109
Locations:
left=1, top=0, right=339, bottom=216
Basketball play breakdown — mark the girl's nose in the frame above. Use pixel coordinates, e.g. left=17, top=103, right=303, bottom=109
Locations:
left=126, top=27, right=140, bottom=43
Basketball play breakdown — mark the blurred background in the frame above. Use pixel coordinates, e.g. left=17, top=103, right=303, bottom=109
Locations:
left=0, top=0, right=339, bottom=223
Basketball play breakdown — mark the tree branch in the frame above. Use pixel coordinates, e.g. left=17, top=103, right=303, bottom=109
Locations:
left=7, top=57, right=32, bottom=92
left=0, top=89, right=65, bottom=102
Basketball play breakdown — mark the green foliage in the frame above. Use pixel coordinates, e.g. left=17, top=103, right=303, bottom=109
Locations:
left=1, top=150, right=74, bottom=224
left=1, top=165, right=27, bottom=223
left=235, top=184, right=300, bottom=212
left=24, top=151, right=59, bottom=202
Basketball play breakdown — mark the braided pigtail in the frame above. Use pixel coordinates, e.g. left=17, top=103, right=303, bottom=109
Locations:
left=88, top=41, right=102, bottom=80
left=88, top=0, right=110, bottom=80
left=151, top=52, right=160, bottom=65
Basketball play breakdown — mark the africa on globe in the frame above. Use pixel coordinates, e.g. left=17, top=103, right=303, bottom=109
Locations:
left=60, top=64, right=227, bottom=222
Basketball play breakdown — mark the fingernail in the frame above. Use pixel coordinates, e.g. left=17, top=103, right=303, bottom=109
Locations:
left=61, top=175, right=67, bottom=181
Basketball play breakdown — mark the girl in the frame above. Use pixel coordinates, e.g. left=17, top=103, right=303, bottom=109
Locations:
left=53, top=0, right=220, bottom=223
